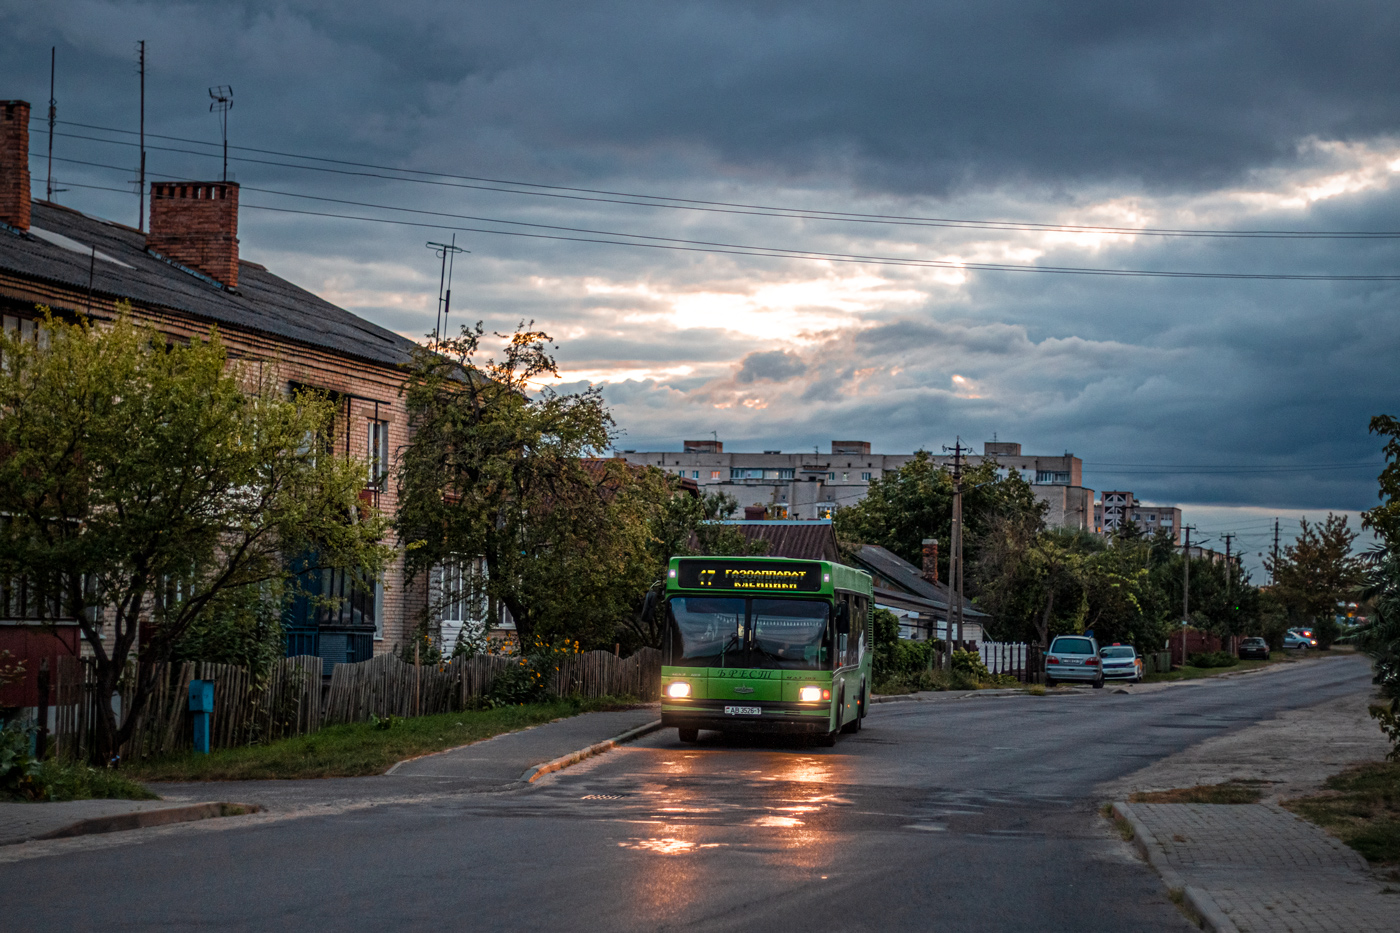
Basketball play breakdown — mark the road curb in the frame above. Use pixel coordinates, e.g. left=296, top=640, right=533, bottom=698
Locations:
left=1111, top=802, right=1240, bottom=933
left=27, top=802, right=262, bottom=844
left=521, top=719, right=663, bottom=784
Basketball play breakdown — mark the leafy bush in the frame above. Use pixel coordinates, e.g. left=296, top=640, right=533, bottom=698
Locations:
left=1, top=723, right=41, bottom=800
left=951, top=649, right=990, bottom=679
left=1187, top=650, right=1239, bottom=669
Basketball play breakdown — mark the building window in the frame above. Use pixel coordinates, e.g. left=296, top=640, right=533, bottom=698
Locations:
left=861, top=472, right=872, bottom=481
left=828, top=472, right=836, bottom=481
left=368, top=421, right=389, bottom=487
left=433, top=556, right=489, bottom=654
left=842, top=472, right=849, bottom=481
left=710, top=470, right=721, bottom=479
left=1035, top=470, right=1071, bottom=485
left=817, top=505, right=836, bottom=519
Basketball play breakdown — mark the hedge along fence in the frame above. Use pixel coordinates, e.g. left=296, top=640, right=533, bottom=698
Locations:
left=50, top=647, right=662, bottom=760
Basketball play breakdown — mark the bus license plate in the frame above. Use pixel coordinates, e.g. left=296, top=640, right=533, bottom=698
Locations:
left=725, top=706, right=761, bottom=716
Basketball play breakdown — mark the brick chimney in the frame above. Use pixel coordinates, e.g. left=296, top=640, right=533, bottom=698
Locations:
left=921, top=538, right=939, bottom=584
left=0, top=100, right=31, bottom=232
left=147, top=181, right=240, bottom=288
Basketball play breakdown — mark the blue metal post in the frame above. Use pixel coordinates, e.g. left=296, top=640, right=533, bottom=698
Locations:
left=189, top=680, right=214, bottom=754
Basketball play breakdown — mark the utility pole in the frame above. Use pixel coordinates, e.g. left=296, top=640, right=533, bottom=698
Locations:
left=1271, top=518, right=1281, bottom=584
left=137, top=40, right=146, bottom=231
left=943, top=437, right=967, bottom=668
left=1221, top=532, right=1235, bottom=597
left=1181, top=524, right=1196, bottom=666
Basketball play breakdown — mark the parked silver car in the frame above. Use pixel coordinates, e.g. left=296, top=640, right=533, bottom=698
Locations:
left=1045, top=635, right=1103, bottom=688
left=1099, top=644, right=1143, bottom=682
left=1283, top=631, right=1316, bottom=650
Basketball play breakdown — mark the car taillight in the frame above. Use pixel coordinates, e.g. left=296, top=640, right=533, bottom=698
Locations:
left=665, top=682, right=691, bottom=699
left=1047, top=656, right=1060, bottom=664
left=799, top=686, right=822, bottom=702
left=1085, top=657, right=1099, bottom=666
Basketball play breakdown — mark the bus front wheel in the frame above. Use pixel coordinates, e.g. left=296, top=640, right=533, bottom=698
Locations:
left=678, top=728, right=699, bottom=743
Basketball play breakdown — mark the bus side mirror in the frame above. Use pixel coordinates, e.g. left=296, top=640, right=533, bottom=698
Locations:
left=641, top=588, right=659, bottom=622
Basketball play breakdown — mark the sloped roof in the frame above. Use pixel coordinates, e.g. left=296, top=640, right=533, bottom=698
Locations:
left=0, top=201, right=422, bottom=369
left=718, top=520, right=841, bottom=562
left=854, top=544, right=987, bottom=620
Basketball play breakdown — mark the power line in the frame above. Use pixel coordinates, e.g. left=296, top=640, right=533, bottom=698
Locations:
left=32, top=117, right=1400, bottom=240
left=35, top=155, right=1400, bottom=282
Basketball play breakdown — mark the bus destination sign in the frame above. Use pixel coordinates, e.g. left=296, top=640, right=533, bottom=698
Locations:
left=675, top=559, right=823, bottom=592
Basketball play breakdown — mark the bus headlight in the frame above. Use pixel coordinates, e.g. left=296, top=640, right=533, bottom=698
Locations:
left=799, top=686, right=822, bottom=702
left=666, top=682, right=691, bottom=699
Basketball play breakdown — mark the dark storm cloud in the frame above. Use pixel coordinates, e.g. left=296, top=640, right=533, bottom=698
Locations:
left=4, top=1, right=1400, bottom=520
left=735, top=349, right=807, bottom=384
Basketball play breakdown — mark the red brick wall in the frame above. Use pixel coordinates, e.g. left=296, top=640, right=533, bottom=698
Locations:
left=148, top=182, right=240, bottom=288
left=0, top=100, right=30, bottom=232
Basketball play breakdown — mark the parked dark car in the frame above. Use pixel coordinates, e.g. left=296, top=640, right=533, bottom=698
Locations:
left=1237, top=637, right=1270, bottom=661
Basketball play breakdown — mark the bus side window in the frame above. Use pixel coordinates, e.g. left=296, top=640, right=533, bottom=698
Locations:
left=835, top=596, right=850, bottom=669
left=851, top=596, right=862, bottom=661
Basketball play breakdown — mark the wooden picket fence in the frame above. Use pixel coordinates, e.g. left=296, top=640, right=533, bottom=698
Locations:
left=976, top=641, right=1034, bottom=681
left=51, top=655, right=322, bottom=763
left=320, top=647, right=662, bottom=725
left=49, top=647, right=662, bottom=760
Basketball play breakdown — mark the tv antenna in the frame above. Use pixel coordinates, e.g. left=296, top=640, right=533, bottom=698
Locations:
left=45, top=47, right=67, bottom=201
left=208, top=85, right=232, bottom=182
left=425, top=235, right=468, bottom=346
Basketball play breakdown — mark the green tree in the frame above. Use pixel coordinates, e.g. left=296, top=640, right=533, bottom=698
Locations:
left=1265, top=514, right=1364, bottom=647
left=1360, top=415, right=1400, bottom=716
left=623, top=490, right=769, bottom=650
left=0, top=312, right=388, bottom=764
left=396, top=323, right=657, bottom=649
left=834, top=451, right=1045, bottom=578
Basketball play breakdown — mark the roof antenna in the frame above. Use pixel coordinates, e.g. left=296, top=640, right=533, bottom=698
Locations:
left=137, top=40, right=146, bottom=231
left=46, top=47, right=64, bottom=202
left=208, top=85, right=232, bottom=182
left=425, top=237, right=467, bottom=347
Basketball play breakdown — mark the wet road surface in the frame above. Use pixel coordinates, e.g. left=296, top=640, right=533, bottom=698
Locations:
left=4, top=655, right=1373, bottom=932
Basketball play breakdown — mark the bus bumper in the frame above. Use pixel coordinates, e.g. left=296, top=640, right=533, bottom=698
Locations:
left=661, top=706, right=832, bottom=734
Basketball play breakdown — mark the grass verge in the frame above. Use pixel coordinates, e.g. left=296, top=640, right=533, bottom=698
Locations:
left=1143, top=652, right=1300, bottom=683
left=127, top=696, right=644, bottom=782
left=1281, top=760, right=1400, bottom=866
left=0, top=759, right=162, bottom=803
left=1129, top=779, right=1267, bottom=805
left=874, top=670, right=1021, bottom=695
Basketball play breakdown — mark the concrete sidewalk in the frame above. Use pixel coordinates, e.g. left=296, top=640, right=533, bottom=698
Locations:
left=0, top=706, right=659, bottom=848
left=1115, top=801, right=1400, bottom=932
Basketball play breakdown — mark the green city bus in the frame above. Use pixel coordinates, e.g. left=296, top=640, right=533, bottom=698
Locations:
left=659, top=556, right=874, bottom=745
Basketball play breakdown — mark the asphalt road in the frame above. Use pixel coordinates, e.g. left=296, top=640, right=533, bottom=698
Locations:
left=5, top=655, right=1374, bottom=933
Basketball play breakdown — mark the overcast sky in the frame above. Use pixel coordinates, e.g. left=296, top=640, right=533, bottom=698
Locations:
left=5, top=1, right=1398, bottom=574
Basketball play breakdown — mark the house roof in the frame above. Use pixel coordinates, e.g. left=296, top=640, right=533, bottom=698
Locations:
left=853, top=544, right=988, bottom=620
left=0, top=201, right=422, bottom=369
left=718, top=520, right=841, bottom=562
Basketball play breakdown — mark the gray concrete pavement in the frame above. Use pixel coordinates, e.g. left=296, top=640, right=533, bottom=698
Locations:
left=1118, top=801, right=1400, bottom=932
left=0, top=655, right=1377, bottom=932
left=0, top=706, right=658, bottom=847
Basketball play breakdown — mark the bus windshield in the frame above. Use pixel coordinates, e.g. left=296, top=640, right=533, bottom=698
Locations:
left=668, top=597, right=830, bottom=669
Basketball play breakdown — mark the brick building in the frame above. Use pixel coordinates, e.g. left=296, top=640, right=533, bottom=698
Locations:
left=0, top=98, right=447, bottom=699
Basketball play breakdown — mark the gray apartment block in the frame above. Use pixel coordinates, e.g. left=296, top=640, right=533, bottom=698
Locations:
left=616, top=439, right=1095, bottom=531
left=1094, top=491, right=1183, bottom=544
